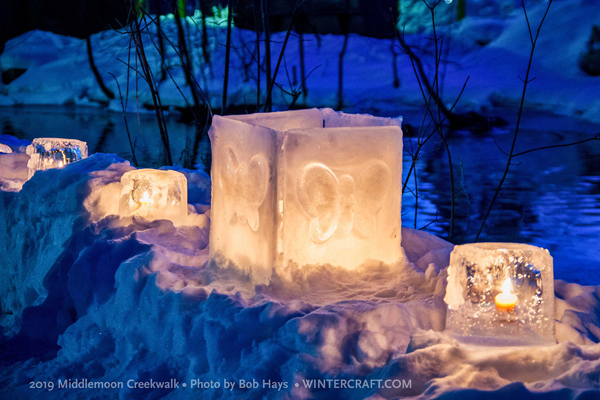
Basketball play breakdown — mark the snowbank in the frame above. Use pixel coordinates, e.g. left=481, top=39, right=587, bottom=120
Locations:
left=0, top=135, right=31, bottom=191
left=0, top=144, right=598, bottom=399
left=1, top=0, right=599, bottom=123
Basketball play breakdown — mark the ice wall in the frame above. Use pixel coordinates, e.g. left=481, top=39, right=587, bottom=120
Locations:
left=445, top=242, right=555, bottom=346
left=209, top=109, right=403, bottom=284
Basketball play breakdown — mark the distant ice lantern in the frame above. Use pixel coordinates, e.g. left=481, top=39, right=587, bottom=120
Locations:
left=118, top=169, right=188, bottom=225
left=0, top=144, right=12, bottom=154
left=445, top=0, right=452, bottom=4
left=26, top=138, right=87, bottom=178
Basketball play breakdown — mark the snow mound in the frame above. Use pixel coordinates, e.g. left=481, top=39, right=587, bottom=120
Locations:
left=0, top=135, right=31, bottom=191
left=0, top=149, right=599, bottom=399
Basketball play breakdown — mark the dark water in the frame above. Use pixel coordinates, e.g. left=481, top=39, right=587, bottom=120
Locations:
left=1, top=106, right=599, bottom=284
left=0, top=106, right=211, bottom=169
left=400, top=109, right=600, bottom=285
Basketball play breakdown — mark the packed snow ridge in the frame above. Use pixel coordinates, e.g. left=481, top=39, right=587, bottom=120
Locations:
left=0, top=135, right=598, bottom=399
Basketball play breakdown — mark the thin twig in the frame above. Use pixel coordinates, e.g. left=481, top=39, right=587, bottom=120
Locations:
left=108, top=72, right=138, bottom=167
left=513, top=133, right=600, bottom=157
left=263, top=0, right=305, bottom=112
left=475, top=0, right=554, bottom=241
left=222, top=0, right=233, bottom=114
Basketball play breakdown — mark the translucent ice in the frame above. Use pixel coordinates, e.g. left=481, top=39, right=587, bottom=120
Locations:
left=209, top=109, right=403, bottom=283
left=118, top=169, right=188, bottom=225
left=0, top=144, right=12, bottom=154
left=26, top=138, right=88, bottom=178
left=220, top=146, right=269, bottom=231
left=444, top=243, right=555, bottom=346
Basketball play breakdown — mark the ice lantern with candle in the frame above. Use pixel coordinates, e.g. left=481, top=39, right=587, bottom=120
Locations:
left=26, top=138, right=88, bottom=178
left=444, top=243, right=555, bottom=346
left=208, top=108, right=403, bottom=283
left=118, top=169, right=188, bottom=225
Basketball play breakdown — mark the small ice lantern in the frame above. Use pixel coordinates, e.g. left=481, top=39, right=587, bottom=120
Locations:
left=26, top=138, right=88, bottom=178
left=118, top=169, right=188, bottom=225
left=0, top=144, right=12, bottom=154
left=444, top=243, right=555, bottom=346
left=209, top=108, right=403, bottom=283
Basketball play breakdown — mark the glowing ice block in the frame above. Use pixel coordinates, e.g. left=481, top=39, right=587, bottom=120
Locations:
left=444, top=243, right=555, bottom=346
left=118, top=169, right=188, bottom=225
left=209, top=109, right=403, bottom=283
left=0, top=144, right=12, bottom=154
left=26, top=138, right=88, bottom=178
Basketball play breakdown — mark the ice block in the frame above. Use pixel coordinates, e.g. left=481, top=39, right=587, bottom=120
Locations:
left=444, top=243, right=555, bottom=346
left=118, top=169, right=188, bottom=226
left=209, top=108, right=403, bottom=283
left=26, top=138, right=88, bottom=178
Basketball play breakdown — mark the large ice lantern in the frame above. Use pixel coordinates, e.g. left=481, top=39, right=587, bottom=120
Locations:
left=118, top=169, right=188, bottom=225
left=0, top=144, right=12, bottom=154
left=26, top=138, right=88, bottom=178
left=444, top=243, right=555, bottom=346
left=209, top=109, right=403, bottom=283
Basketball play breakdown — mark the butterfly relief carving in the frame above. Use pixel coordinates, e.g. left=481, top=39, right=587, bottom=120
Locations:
left=297, top=161, right=392, bottom=243
left=219, top=146, right=270, bottom=231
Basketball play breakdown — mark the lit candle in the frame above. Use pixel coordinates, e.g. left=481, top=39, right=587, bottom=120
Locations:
left=495, top=278, right=517, bottom=312
left=139, top=191, right=152, bottom=206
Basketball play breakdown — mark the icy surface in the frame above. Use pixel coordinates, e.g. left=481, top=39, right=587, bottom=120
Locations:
left=0, top=135, right=32, bottom=191
left=26, top=137, right=88, bottom=179
left=445, top=243, right=555, bottom=346
left=0, top=149, right=599, bottom=399
left=208, top=115, right=278, bottom=283
left=282, top=126, right=402, bottom=270
left=118, top=169, right=188, bottom=226
left=209, top=109, right=403, bottom=283
left=0, top=152, right=29, bottom=191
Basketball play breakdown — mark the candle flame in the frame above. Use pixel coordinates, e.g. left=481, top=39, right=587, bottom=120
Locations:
left=139, top=191, right=151, bottom=205
left=501, top=277, right=513, bottom=295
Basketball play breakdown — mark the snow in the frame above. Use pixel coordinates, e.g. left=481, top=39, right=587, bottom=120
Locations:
left=0, top=0, right=599, bottom=396
left=0, top=136, right=32, bottom=191
left=0, top=137, right=598, bottom=399
left=1, top=0, right=599, bottom=123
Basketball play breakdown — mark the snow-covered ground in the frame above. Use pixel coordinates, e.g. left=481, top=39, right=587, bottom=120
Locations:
left=1, top=0, right=600, bottom=122
left=0, top=136, right=599, bottom=399
left=1, top=1, right=600, bottom=398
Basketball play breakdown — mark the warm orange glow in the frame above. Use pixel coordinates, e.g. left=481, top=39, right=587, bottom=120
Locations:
left=495, top=278, right=517, bottom=312
left=139, top=191, right=152, bottom=206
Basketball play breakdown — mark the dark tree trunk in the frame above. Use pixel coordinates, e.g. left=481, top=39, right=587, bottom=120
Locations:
left=222, top=0, right=233, bottom=114
left=457, top=0, right=466, bottom=21
left=299, top=30, right=307, bottom=102
left=173, top=0, right=200, bottom=109
left=261, top=0, right=272, bottom=112
left=86, top=36, right=114, bottom=100
left=252, top=0, right=261, bottom=110
left=156, top=16, right=166, bottom=82
left=199, top=0, right=210, bottom=65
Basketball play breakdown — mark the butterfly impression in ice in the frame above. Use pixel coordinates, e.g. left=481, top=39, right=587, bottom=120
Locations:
left=219, top=146, right=270, bottom=231
left=297, top=161, right=392, bottom=243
